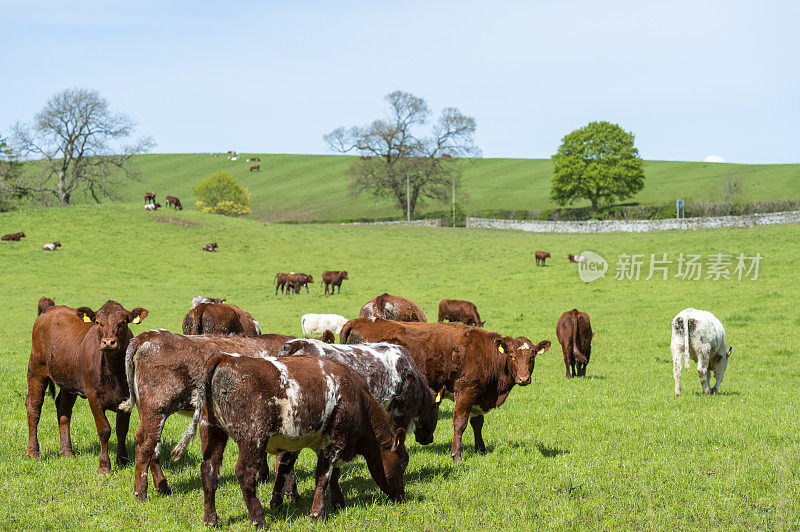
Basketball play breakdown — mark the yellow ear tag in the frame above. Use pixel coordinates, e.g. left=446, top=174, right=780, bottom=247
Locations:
left=132, top=316, right=141, bottom=324
left=537, top=349, right=545, bottom=355
left=435, top=391, right=443, bottom=404
left=82, top=315, right=92, bottom=323
left=498, top=345, right=505, bottom=353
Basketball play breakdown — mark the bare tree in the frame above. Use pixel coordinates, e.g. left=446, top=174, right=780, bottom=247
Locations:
left=324, top=91, right=480, bottom=220
left=12, top=88, right=154, bottom=206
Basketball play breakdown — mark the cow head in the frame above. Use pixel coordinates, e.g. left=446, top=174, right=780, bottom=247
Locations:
left=380, top=427, right=408, bottom=501
left=413, top=387, right=440, bottom=445
left=506, top=336, right=551, bottom=386
left=341, top=271, right=348, bottom=279
left=305, top=275, right=314, bottom=284
left=76, top=301, right=148, bottom=354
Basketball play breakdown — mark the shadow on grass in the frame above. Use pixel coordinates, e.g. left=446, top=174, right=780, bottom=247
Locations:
left=535, top=442, right=569, bottom=458
left=584, top=374, right=606, bottom=380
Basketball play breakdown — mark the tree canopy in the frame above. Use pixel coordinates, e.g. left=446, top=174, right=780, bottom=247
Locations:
left=193, top=171, right=251, bottom=216
left=550, top=121, right=645, bottom=212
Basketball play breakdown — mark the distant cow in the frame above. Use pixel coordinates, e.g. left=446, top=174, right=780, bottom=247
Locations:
left=1, top=232, right=25, bottom=241
left=202, top=242, right=218, bottom=252
left=249, top=164, right=260, bottom=172
left=175, top=354, right=408, bottom=526
left=556, top=309, right=594, bottom=378
left=286, top=272, right=314, bottom=294
left=144, top=203, right=161, bottom=211
left=535, top=250, right=550, bottom=266
left=26, top=301, right=147, bottom=475
left=249, top=157, right=261, bottom=162
left=42, top=241, right=62, bottom=251
left=322, top=270, right=348, bottom=295
left=144, top=192, right=156, bottom=204
left=438, top=299, right=485, bottom=327
left=190, top=295, right=226, bottom=309
left=340, top=318, right=551, bottom=461
left=567, top=254, right=587, bottom=263
left=274, top=273, right=289, bottom=294
left=37, top=297, right=55, bottom=316
left=671, top=308, right=733, bottom=396
left=182, top=302, right=260, bottom=336
left=165, top=195, right=182, bottom=210
left=124, top=330, right=296, bottom=500
left=300, top=314, right=349, bottom=336
left=359, top=293, right=427, bottom=322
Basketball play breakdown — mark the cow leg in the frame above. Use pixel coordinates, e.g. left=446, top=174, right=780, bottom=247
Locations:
left=470, top=415, right=486, bottom=455
left=672, top=345, right=684, bottom=395
left=451, top=389, right=477, bottom=461
left=201, top=423, right=228, bottom=527
left=87, top=398, right=113, bottom=475
left=570, top=360, right=577, bottom=378
left=697, top=351, right=712, bottom=394
left=235, top=444, right=268, bottom=528
left=25, top=371, right=48, bottom=459
left=55, top=390, right=77, bottom=458
left=329, top=466, right=345, bottom=511
left=310, top=453, right=336, bottom=521
left=133, top=411, right=168, bottom=501
left=270, top=450, right=299, bottom=509
left=711, top=356, right=727, bottom=395
left=149, top=416, right=171, bottom=496
left=115, top=411, right=130, bottom=466
left=337, top=283, right=342, bottom=294
left=562, top=349, right=571, bottom=379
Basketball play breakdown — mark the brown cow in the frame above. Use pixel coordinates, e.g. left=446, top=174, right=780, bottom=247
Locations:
left=124, top=330, right=295, bottom=500
left=556, top=309, right=594, bottom=378
left=37, top=297, right=55, bottom=316
left=249, top=157, right=261, bottom=162
left=274, top=272, right=289, bottom=294
left=359, top=293, right=427, bottom=322
left=286, top=272, right=314, bottom=294
left=438, top=299, right=485, bottom=327
left=535, top=250, right=550, bottom=266
left=249, top=164, right=260, bottom=172
left=178, top=354, right=408, bottom=526
left=2, top=232, right=25, bottom=241
left=322, top=270, right=348, bottom=295
left=202, top=242, right=218, bottom=252
left=165, top=195, right=183, bottom=210
left=340, top=318, right=550, bottom=461
left=181, top=302, right=260, bottom=336
left=144, top=192, right=156, bottom=204
left=26, top=301, right=147, bottom=475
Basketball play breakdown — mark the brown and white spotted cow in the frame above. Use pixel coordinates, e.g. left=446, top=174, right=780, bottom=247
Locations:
left=340, top=318, right=550, bottom=461
left=176, top=354, right=408, bottom=527
left=144, top=192, right=156, bottom=204
left=181, top=302, right=260, bottom=336
left=359, top=293, right=427, bottom=322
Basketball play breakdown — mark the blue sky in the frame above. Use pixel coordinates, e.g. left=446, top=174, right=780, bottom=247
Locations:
left=1, top=0, right=798, bottom=163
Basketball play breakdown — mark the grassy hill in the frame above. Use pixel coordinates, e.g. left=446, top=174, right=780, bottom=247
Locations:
left=1, top=204, right=799, bottom=529
left=106, top=154, right=800, bottom=222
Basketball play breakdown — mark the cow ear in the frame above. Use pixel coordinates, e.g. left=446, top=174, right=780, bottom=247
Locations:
left=393, top=428, right=406, bottom=450
left=435, top=386, right=446, bottom=404
left=496, top=338, right=508, bottom=354
left=76, top=307, right=96, bottom=323
left=320, top=330, right=335, bottom=343
left=279, top=340, right=306, bottom=356
left=535, top=340, right=551, bottom=355
left=128, top=308, right=148, bottom=324
left=727, top=346, right=733, bottom=358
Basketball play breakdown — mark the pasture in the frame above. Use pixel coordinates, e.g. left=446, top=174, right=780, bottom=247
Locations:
left=1, top=204, right=799, bottom=530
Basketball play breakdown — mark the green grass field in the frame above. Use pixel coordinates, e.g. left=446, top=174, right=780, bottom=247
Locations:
left=93, top=154, right=800, bottom=221
left=1, top=205, right=799, bottom=530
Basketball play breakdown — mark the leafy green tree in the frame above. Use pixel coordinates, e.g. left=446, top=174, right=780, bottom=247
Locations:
left=551, top=121, right=645, bottom=212
left=193, top=171, right=251, bottom=216
left=0, top=135, right=26, bottom=212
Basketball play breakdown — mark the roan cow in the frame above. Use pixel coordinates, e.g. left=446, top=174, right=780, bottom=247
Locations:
left=671, top=308, right=733, bottom=395
left=535, top=250, right=551, bottom=266
left=322, top=270, right=348, bottom=295
left=359, top=293, right=427, bottom=322
left=555, top=309, right=594, bottom=378
left=181, top=302, right=260, bottom=336
left=37, top=296, right=55, bottom=316
left=300, top=313, right=349, bottom=336
left=43, top=241, right=62, bottom=251
left=340, top=318, right=550, bottom=461
left=438, top=299, right=485, bottom=327
left=26, top=301, right=147, bottom=475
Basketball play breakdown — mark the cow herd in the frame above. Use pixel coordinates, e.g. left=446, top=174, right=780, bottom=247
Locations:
left=143, top=192, right=182, bottom=211
left=26, top=286, right=733, bottom=528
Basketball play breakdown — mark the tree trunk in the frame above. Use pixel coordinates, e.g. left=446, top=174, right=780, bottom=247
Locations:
left=57, top=169, right=70, bottom=205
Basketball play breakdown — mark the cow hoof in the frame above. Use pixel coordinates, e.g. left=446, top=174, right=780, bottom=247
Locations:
left=155, top=480, right=172, bottom=495
left=203, top=516, right=219, bottom=527
left=450, top=453, right=461, bottom=462
left=62, top=451, right=75, bottom=459
left=99, top=468, right=111, bottom=477
left=116, top=457, right=129, bottom=467
left=135, top=491, right=147, bottom=503
left=711, top=389, right=718, bottom=395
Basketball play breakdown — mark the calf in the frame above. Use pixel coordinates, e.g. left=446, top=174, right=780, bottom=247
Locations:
left=249, top=164, right=260, bottom=172
left=177, top=354, right=407, bottom=527
left=671, top=308, right=733, bottom=395
left=144, top=203, right=161, bottom=211
left=2, top=232, right=25, bottom=241
left=300, top=314, right=349, bottom=336
left=340, top=318, right=550, bottom=461
left=144, top=192, right=156, bottom=204
left=535, top=250, right=550, bottom=266
left=124, top=330, right=295, bottom=500
left=359, top=293, right=427, bottom=322
left=274, top=272, right=288, bottom=294
left=286, top=272, right=313, bottom=294
left=37, top=296, right=55, bottom=316
left=165, top=195, right=183, bottom=210
left=438, top=299, right=485, bottom=327
left=26, top=301, right=147, bottom=475
left=190, top=295, right=226, bottom=309
left=555, top=309, right=594, bottom=378
left=182, top=302, right=260, bottom=336
left=322, top=270, right=348, bottom=295
left=202, top=242, right=218, bottom=252
left=42, top=241, right=62, bottom=251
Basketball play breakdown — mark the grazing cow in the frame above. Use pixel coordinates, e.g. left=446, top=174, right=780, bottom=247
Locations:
left=359, top=293, right=427, bottom=322
left=124, top=330, right=295, bottom=500
left=671, top=308, right=733, bottom=396
left=143, top=203, right=161, bottom=211
left=340, top=318, right=551, bottom=461
left=202, top=242, right=218, bottom=252
left=26, top=301, right=148, bottom=475
left=274, top=272, right=289, bottom=295
left=300, top=314, right=350, bottom=336
left=42, top=241, right=62, bottom=251
left=535, top=250, right=550, bottom=266
left=144, top=192, right=156, bottom=204
left=438, top=299, right=485, bottom=327
left=555, top=309, right=594, bottom=378
left=1, top=232, right=25, bottom=241
left=190, top=295, right=226, bottom=309
left=286, top=272, right=314, bottom=294
left=567, top=254, right=587, bottom=263
left=322, top=270, right=348, bottom=295
left=37, top=297, right=55, bottom=316
left=165, top=195, right=183, bottom=210
left=182, top=302, right=260, bottom=336
left=249, top=164, right=260, bottom=172
left=249, top=157, right=261, bottom=162
left=175, top=354, right=408, bottom=526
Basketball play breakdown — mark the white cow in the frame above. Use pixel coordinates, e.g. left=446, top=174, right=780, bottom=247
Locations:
left=300, top=313, right=349, bottom=336
left=190, top=295, right=226, bottom=309
left=671, top=308, right=733, bottom=395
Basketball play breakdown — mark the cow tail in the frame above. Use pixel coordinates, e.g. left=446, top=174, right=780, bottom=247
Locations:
left=570, top=309, right=585, bottom=363
left=47, top=379, right=56, bottom=400
left=683, top=316, right=691, bottom=370
left=119, top=339, right=141, bottom=412
left=340, top=322, right=352, bottom=343
left=172, top=354, right=224, bottom=461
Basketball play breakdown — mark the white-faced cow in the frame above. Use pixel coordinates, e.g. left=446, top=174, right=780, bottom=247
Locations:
left=671, top=308, right=733, bottom=395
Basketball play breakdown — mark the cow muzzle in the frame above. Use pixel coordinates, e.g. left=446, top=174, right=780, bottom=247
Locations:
left=516, top=377, right=531, bottom=386
left=100, top=338, right=119, bottom=351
